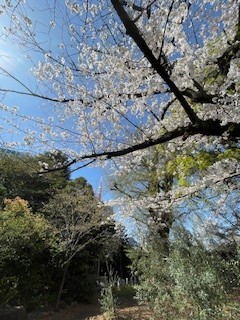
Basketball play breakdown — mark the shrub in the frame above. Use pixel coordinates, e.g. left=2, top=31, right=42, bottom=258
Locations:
left=98, top=266, right=118, bottom=320
left=130, top=229, right=233, bottom=320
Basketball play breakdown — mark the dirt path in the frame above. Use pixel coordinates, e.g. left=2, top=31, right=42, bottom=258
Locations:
left=32, top=304, right=150, bottom=320
left=29, top=299, right=151, bottom=320
left=29, top=302, right=101, bottom=320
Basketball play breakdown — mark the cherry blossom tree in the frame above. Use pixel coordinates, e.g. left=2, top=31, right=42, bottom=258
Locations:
left=0, top=0, right=239, bottom=220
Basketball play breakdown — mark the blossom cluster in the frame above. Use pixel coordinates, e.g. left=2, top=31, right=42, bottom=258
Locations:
left=0, top=1, right=239, bottom=227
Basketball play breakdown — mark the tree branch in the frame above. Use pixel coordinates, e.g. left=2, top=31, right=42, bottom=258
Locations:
left=0, top=88, right=76, bottom=103
left=111, top=0, right=199, bottom=124
left=79, top=120, right=240, bottom=161
left=39, top=118, right=240, bottom=173
left=181, top=79, right=216, bottom=104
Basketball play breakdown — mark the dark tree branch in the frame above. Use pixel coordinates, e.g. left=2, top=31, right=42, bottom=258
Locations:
left=0, top=88, right=77, bottom=104
left=0, top=86, right=165, bottom=104
left=39, top=118, right=240, bottom=174
left=217, top=42, right=240, bottom=76
left=217, top=7, right=240, bottom=76
left=111, top=182, right=133, bottom=198
left=79, top=120, right=240, bottom=161
left=160, top=98, right=177, bottom=120
left=111, top=0, right=199, bottom=124
left=181, top=79, right=216, bottom=104
left=121, top=0, right=151, bottom=18
left=158, top=0, right=175, bottom=60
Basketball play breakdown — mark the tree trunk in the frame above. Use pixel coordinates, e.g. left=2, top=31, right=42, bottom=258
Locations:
left=149, top=208, right=173, bottom=256
left=55, top=260, right=70, bottom=311
left=147, top=149, right=173, bottom=255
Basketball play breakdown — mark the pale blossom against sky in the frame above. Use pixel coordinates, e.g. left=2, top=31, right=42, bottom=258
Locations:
left=0, top=2, right=107, bottom=198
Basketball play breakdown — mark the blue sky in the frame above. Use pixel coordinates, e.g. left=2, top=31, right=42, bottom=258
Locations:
left=0, top=92, right=108, bottom=199
left=0, top=3, right=109, bottom=200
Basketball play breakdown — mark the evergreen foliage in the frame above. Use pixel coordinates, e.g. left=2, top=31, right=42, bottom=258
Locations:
left=0, top=151, right=70, bottom=211
left=0, top=152, right=124, bottom=310
left=129, top=228, right=239, bottom=320
left=0, top=197, right=57, bottom=309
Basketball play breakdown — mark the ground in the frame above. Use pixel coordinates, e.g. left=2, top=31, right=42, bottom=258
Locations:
left=28, top=294, right=151, bottom=320
left=27, top=288, right=240, bottom=320
left=31, top=303, right=150, bottom=320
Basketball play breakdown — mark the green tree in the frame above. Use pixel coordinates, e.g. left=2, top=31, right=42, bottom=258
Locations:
left=129, top=227, right=233, bottom=320
left=42, top=177, right=111, bottom=311
left=112, top=143, right=240, bottom=318
left=0, top=197, right=56, bottom=309
left=0, top=150, right=70, bottom=211
left=110, top=145, right=176, bottom=255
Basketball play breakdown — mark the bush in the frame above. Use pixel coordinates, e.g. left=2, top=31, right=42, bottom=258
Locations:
left=0, top=197, right=57, bottom=310
left=98, top=266, right=118, bottom=320
left=130, top=229, right=234, bottom=320
left=0, top=276, right=19, bottom=306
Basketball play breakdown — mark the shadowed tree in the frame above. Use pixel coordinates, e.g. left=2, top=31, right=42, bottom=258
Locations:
left=42, top=177, right=112, bottom=311
left=0, top=150, right=70, bottom=211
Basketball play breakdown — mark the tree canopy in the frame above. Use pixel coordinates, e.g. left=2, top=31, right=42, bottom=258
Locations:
left=0, top=1, right=239, bottom=207
left=0, top=150, right=70, bottom=210
left=0, top=152, right=125, bottom=310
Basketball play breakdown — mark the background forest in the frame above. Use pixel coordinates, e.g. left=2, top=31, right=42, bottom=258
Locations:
left=0, top=150, right=131, bottom=312
left=0, top=149, right=239, bottom=320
